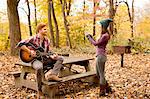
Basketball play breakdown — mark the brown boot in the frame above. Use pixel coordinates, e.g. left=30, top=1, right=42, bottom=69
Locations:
left=105, top=83, right=112, bottom=94
left=99, top=84, right=106, bottom=96
left=45, top=74, right=62, bottom=82
left=45, top=70, right=52, bottom=80
left=99, top=83, right=113, bottom=96
left=45, top=70, right=55, bottom=80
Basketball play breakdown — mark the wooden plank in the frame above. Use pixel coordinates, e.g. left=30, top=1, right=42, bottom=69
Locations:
left=59, top=67, right=77, bottom=77
left=63, top=57, right=94, bottom=64
left=43, top=70, right=96, bottom=86
left=9, top=71, right=21, bottom=77
left=14, top=77, right=22, bottom=88
left=113, top=46, right=131, bottom=54
left=42, top=85, right=58, bottom=98
left=21, top=79, right=38, bottom=91
left=62, top=70, right=96, bottom=81
left=13, top=71, right=96, bottom=91
left=22, top=66, right=35, bottom=73
left=15, top=62, right=32, bottom=67
left=121, top=54, right=124, bottom=67
left=13, top=76, right=37, bottom=91
left=15, top=57, right=94, bottom=67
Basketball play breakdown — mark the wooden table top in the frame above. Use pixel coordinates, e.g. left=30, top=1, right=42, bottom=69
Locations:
left=15, top=56, right=94, bottom=66
left=62, top=56, right=94, bottom=64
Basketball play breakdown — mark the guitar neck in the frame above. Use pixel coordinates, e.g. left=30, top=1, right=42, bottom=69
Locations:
left=36, top=51, right=53, bottom=57
left=27, top=43, right=37, bottom=49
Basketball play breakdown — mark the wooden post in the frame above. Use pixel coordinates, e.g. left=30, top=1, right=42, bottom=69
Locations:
left=121, top=54, right=124, bottom=67
left=42, top=85, right=58, bottom=98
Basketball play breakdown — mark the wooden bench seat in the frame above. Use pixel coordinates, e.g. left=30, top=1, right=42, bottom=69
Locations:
left=42, top=70, right=98, bottom=97
left=43, top=70, right=97, bottom=86
left=11, top=70, right=97, bottom=86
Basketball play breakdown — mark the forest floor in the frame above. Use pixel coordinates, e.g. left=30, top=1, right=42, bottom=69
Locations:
left=0, top=51, right=149, bottom=99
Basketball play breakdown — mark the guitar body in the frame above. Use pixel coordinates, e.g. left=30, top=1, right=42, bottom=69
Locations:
left=19, top=43, right=53, bottom=63
left=19, top=49, right=35, bottom=63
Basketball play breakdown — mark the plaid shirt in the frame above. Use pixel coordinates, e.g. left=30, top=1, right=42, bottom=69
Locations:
left=17, top=34, right=50, bottom=52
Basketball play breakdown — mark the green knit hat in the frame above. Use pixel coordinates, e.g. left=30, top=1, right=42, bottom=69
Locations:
left=97, top=18, right=113, bottom=29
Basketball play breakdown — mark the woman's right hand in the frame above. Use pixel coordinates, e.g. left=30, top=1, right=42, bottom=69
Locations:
left=30, top=50, right=37, bottom=57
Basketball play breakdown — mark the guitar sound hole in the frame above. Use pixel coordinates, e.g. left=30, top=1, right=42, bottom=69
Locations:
left=29, top=55, right=31, bottom=57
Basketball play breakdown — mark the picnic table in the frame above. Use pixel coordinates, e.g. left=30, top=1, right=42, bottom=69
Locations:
left=11, top=56, right=98, bottom=97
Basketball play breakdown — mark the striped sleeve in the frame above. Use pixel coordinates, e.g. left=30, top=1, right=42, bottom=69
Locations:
left=16, top=36, right=34, bottom=48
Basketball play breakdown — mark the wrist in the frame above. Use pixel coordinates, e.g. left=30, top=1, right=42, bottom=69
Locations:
left=86, top=34, right=92, bottom=39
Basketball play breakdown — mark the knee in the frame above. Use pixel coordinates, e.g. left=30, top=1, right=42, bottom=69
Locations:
left=58, top=56, right=64, bottom=62
left=32, top=60, right=43, bottom=70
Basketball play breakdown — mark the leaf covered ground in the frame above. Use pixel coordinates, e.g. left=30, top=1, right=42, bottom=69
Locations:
left=0, top=51, right=149, bottom=99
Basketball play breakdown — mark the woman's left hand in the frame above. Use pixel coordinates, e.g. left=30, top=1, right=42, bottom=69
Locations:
left=84, top=32, right=90, bottom=37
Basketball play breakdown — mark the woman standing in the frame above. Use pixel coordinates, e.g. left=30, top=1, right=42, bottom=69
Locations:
left=85, top=19, right=113, bottom=96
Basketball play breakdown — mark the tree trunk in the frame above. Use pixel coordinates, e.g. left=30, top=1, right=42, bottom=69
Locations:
left=93, top=1, right=96, bottom=36
left=51, top=0, right=59, bottom=48
left=66, top=0, right=72, bottom=16
left=48, top=0, right=55, bottom=47
left=109, top=0, right=114, bottom=36
left=131, top=0, right=134, bottom=37
left=60, top=0, right=72, bottom=48
left=124, top=0, right=134, bottom=37
left=113, top=0, right=135, bottom=36
left=113, top=0, right=119, bottom=35
left=34, top=0, right=37, bottom=26
left=7, top=0, right=21, bottom=56
left=83, top=0, right=86, bottom=42
left=26, top=0, right=32, bottom=36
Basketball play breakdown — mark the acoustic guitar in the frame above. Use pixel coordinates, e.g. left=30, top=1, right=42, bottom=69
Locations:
left=19, top=43, right=54, bottom=63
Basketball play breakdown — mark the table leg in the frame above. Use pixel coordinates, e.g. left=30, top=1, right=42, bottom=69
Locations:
left=73, top=60, right=92, bottom=72
left=121, top=54, right=124, bottom=67
left=84, top=60, right=91, bottom=72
